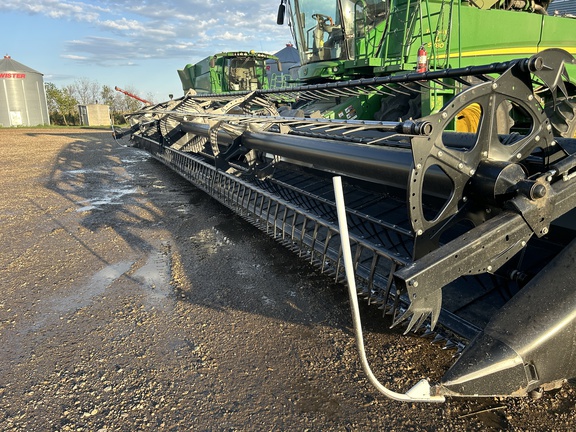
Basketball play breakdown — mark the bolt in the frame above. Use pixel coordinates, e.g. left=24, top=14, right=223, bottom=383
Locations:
left=482, top=151, right=488, bottom=157
left=541, top=227, right=549, bottom=235
left=469, top=169, right=476, bottom=176
left=492, top=83, right=498, bottom=90
left=438, top=151, right=443, bottom=157
left=463, top=196, right=468, bottom=203
left=442, top=112, right=448, bottom=119
left=547, top=124, right=552, bottom=131
left=487, top=265, right=493, bottom=271
left=521, top=241, right=527, bottom=247
left=409, top=279, right=419, bottom=287
left=416, top=163, right=422, bottom=170
left=417, top=229, right=423, bottom=236
left=546, top=175, right=553, bottom=182
left=533, top=184, right=547, bottom=199
left=516, top=153, right=522, bottom=159
left=528, top=95, right=534, bottom=101
left=458, top=163, right=464, bottom=169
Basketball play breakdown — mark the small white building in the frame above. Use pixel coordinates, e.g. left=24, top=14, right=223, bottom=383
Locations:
left=78, top=104, right=110, bottom=126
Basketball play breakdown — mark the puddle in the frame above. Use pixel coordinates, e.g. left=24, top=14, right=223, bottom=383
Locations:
left=76, top=187, right=138, bottom=212
left=65, top=168, right=108, bottom=176
left=261, top=296, right=276, bottom=306
left=176, top=205, right=191, bottom=214
left=235, top=262, right=262, bottom=277
left=121, top=155, right=150, bottom=164
left=51, top=261, right=135, bottom=315
left=132, top=248, right=173, bottom=310
left=1, top=261, right=134, bottom=364
left=21, top=261, right=135, bottom=333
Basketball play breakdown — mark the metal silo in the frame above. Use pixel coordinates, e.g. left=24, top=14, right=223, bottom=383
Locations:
left=0, top=55, right=50, bottom=126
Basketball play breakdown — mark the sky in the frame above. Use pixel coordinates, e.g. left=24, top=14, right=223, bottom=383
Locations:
left=1, top=0, right=293, bottom=102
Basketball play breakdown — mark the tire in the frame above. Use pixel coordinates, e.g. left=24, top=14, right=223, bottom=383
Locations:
left=546, top=95, right=576, bottom=138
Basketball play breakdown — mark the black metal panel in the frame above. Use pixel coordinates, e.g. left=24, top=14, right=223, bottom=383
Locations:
left=442, top=237, right=576, bottom=396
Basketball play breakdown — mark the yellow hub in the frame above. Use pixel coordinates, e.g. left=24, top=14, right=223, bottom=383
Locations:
left=455, top=103, right=482, bottom=133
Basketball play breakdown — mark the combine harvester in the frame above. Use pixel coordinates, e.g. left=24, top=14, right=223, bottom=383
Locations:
left=177, top=51, right=282, bottom=93
left=116, top=0, right=576, bottom=402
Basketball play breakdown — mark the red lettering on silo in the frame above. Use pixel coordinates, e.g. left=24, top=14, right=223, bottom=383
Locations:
left=0, top=73, right=26, bottom=79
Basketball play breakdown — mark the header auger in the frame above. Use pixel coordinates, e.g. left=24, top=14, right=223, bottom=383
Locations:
left=115, top=0, right=576, bottom=403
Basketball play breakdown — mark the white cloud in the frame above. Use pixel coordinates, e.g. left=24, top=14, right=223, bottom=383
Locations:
left=5, top=0, right=293, bottom=77
left=61, top=54, right=89, bottom=60
left=0, top=0, right=107, bottom=22
left=218, top=31, right=248, bottom=41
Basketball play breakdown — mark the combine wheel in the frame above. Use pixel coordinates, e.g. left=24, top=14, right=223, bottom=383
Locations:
left=455, top=101, right=514, bottom=134
left=375, top=92, right=421, bottom=122
left=546, top=95, right=576, bottom=138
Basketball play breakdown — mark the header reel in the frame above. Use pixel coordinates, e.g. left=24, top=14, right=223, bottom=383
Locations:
left=123, top=49, right=576, bottom=400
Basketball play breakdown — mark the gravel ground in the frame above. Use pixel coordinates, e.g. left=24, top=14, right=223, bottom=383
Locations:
left=1, top=128, right=575, bottom=431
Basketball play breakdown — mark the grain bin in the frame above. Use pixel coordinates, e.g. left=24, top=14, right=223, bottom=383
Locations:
left=0, top=55, right=50, bottom=126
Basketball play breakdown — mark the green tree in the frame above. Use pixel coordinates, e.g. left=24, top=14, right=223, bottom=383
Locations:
left=100, top=84, right=116, bottom=107
left=45, top=82, right=78, bottom=126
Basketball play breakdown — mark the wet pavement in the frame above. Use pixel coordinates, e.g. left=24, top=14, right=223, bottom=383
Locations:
left=1, top=128, right=575, bottom=431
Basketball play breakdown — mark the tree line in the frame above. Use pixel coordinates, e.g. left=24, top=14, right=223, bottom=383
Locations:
left=45, top=79, right=155, bottom=126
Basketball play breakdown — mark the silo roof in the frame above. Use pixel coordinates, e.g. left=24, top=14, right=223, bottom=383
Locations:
left=273, top=45, right=300, bottom=64
left=550, top=0, right=576, bottom=15
left=0, top=55, right=42, bottom=75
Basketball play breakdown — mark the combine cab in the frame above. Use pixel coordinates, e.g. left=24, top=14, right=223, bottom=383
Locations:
left=116, top=0, right=576, bottom=402
left=177, top=51, right=281, bottom=94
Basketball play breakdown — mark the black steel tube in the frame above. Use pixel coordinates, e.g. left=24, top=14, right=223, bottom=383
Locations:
left=242, top=130, right=414, bottom=187
left=180, top=121, right=239, bottom=144
left=180, top=121, right=452, bottom=190
left=180, top=121, right=413, bottom=185
left=189, top=58, right=527, bottom=99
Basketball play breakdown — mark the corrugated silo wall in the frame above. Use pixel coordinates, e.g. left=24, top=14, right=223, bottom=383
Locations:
left=0, top=71, right=50, bottom=127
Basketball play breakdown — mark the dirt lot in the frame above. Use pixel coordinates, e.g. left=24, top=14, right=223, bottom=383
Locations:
left=1, top=128, right=575, bottom=431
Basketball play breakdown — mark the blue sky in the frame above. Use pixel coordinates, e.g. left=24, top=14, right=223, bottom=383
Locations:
left=1, top=0, right=293, bottom=102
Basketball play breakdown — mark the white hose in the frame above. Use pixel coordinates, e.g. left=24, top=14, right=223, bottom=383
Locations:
left=332, top=176, right=445, bottom=403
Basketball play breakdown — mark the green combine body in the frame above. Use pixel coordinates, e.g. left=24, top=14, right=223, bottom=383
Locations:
left=281, top=0, right=576, bottom=125
left=289, top=0, right=576, bottom=78
left=177, top=51, right=280, bottom=94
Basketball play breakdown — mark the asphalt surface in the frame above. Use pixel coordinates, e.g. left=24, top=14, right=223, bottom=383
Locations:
left=1, top=128, right=575, bottom=431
